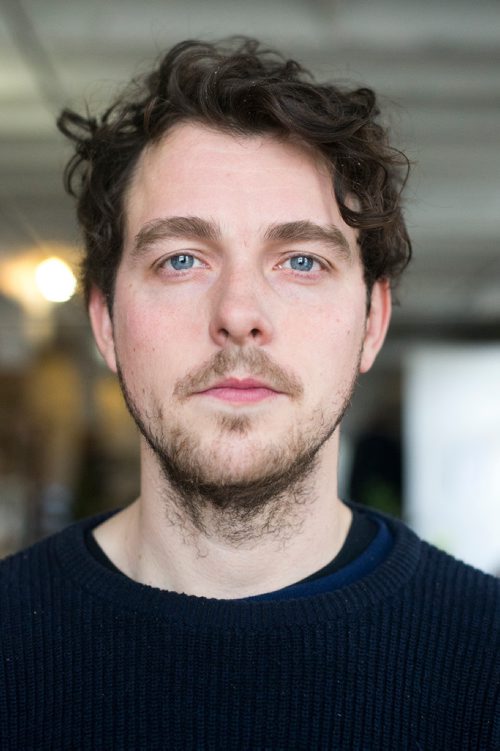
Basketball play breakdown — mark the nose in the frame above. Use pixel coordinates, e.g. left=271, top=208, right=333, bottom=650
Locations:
left=208, top=267, right=274, bottom=348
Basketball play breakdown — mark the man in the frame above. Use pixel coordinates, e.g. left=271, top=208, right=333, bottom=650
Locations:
left=1, top=38, right=498, bottom=750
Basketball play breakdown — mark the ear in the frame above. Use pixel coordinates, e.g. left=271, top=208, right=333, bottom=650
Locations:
left=88, top=285, right=118, bottom=373
left=359, top=279, right=392, bottom=374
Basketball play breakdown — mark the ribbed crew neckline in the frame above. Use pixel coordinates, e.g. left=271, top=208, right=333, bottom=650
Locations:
left=54, top=502, right=423, bottom=630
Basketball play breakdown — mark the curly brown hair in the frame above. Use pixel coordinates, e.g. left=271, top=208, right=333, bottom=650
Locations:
left=58, top=37, right=411, bottom=308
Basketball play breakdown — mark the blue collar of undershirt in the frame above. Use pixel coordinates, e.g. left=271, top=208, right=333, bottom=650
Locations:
left=243, top=517, right=392, bottom=602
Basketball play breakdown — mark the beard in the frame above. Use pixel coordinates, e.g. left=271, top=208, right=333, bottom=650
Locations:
left=117, top=346, right=360, bottom=544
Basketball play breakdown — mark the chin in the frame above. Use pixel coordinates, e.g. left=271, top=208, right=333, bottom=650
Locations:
left=191, top=440, right=280, bottom=486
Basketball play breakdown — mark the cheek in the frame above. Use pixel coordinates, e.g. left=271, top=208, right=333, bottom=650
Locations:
left=113, top=290, right=213, bottom=400
left=290, top=303, right=366, bottom=386
left=290, top=300, right=364, bottom=353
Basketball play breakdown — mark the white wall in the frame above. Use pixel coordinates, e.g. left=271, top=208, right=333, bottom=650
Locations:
left=405, top=345, right=500, bottom=575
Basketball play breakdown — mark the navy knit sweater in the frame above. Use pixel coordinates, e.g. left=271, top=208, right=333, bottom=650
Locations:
left=1, top=506, right=499, bottom=750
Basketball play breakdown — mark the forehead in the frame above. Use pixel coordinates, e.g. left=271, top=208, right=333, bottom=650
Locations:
left=123, top=123, right=355, bottom=246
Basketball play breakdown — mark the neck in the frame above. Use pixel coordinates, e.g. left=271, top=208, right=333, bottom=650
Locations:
left=93, top=435, right=352, bottom=599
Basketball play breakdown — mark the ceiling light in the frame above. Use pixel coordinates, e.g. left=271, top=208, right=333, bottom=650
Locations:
left=35, top=257, right=77, bottom=303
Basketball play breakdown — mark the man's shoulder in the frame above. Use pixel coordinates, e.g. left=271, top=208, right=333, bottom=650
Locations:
left=422, top=537, right=499, bottom=599
left=1, top=525, right=69, bottom=598
left=1, top=509, right=116, bottom=567
left=0, top=513, right=111, bottom=612
left=362, top=506, right=500, bottom=620
left=2, top=516, right=78, bottom=564
left=386, top=514, right=500, bottom=631
left=1, top=529, right=58, bottom=580
left=1, top=531, right=62, bottom=641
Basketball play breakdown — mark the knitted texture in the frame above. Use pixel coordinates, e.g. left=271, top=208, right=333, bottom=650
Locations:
left=1, top=508, right=499, bottom=750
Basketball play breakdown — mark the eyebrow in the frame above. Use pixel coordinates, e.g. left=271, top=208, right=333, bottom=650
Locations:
left=131, top=216, right=222, bottom=258
left=264, top=220, right=352, bottom=260
left=131, top=216, right=352, bottom=261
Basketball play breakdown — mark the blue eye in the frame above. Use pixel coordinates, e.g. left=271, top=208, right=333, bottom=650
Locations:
left=288, top=255, right=316, bottom=272
left=168, top=254, right=195, bottom=270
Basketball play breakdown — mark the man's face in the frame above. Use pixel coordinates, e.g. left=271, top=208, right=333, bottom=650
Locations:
left=90, top=123, right=390, bottom=501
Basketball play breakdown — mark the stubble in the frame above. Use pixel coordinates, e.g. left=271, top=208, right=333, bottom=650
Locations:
left=117, top=346, right=360, bottom=545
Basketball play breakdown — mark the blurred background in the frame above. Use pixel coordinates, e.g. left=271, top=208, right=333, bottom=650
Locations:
left=0, top=0, right=499, bottom=572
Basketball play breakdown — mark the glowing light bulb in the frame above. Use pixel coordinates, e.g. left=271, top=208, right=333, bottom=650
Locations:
left=35, top=257, right=77, bottom=302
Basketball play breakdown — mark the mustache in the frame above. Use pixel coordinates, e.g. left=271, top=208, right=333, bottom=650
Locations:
left=173, top=348, right=304, bottom=400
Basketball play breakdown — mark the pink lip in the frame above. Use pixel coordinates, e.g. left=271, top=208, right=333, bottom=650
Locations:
left=197, top=378, right=281, bottom=403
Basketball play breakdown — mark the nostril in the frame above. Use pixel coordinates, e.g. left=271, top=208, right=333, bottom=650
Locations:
left=251, top=328, right=260, bottom=338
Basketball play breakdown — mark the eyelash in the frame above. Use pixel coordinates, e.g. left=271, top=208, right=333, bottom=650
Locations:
left=160, top=254, right=204, bottom=271
left=157, top=252, right=327, bottom=275
left=279, top=255, right=325, bottom=273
